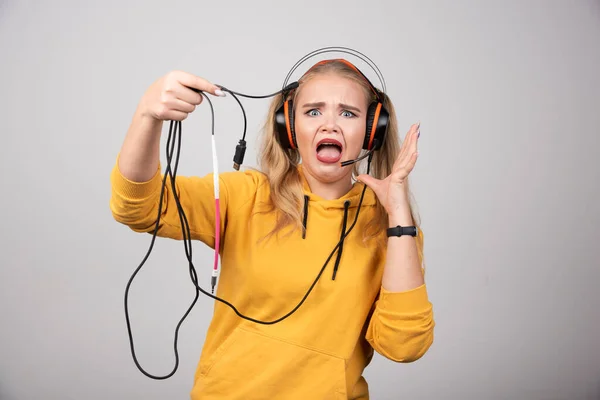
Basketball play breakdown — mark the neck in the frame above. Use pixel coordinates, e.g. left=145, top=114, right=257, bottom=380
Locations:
left=301, top=168, right=354, bottom=200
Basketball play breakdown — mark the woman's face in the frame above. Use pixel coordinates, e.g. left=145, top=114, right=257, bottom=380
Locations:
left=293, top=73, right=369, bottom=185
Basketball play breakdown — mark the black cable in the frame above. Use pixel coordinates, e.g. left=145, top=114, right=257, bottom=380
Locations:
left=218, top=82, right=299, bottom=100
left=217, top=88, right=247, bottom=139
left=216, top=83, right=299, bottom=169
left=124, top=46, right=383, bottom=380
left=123, top=120, right=199, bottom=380
left=124, top=103, right=372, bottom=378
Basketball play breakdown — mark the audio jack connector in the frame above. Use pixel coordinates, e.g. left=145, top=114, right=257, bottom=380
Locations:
left=232, top=139, right=247, bottom=170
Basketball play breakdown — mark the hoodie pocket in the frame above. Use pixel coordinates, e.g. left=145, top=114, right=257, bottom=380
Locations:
left=191, top=326, right=348, bottom=399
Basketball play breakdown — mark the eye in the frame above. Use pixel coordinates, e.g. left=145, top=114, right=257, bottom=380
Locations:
left=341, top=110, right=356, bottom=118
left=306, top=109, right=321, bottom=117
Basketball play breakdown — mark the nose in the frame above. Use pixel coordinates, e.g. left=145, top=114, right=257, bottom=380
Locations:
left=319, top=112, right=340, bottom=134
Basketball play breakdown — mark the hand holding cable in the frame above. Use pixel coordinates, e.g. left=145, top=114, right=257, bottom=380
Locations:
left=139, top=70, right=225, bottom=121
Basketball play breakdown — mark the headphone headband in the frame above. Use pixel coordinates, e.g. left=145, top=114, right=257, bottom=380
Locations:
left=281, top=46, right=387, bottom=96
left=304, top=58, right=381, bottom=101
left=275, top=46, right=390, bottom=153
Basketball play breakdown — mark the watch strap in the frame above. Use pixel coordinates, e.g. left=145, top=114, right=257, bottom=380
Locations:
left=386, top=225, right=418, bottom=237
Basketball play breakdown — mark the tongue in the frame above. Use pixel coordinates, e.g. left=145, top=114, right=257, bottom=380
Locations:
left=316, top=146, right=341, bottom=163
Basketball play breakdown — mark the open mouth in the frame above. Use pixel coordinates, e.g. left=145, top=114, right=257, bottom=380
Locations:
left=316, top=139, right=343, bottom=163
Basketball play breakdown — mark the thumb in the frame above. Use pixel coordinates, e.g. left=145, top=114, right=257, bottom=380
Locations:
left=357, top=174, right=382, bottom=197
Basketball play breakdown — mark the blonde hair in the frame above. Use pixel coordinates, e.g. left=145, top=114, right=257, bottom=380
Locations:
left=255, top=60, right=422, bottom=251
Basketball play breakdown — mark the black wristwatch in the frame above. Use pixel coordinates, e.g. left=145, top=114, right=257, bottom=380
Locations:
left=386, top=225, right=418, bottom=237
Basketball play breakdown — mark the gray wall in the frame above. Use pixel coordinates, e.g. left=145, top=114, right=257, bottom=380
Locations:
left=1, top=0, right=599, bottom=399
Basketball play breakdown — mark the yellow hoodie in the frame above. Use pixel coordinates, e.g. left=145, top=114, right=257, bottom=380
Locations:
left=110, top=158, right=434, bottom=400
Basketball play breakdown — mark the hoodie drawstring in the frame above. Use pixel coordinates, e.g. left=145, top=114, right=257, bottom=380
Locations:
left=302, top=195, right=309, bottom=239
left=301, top=196, right=351, bottom=280
left=332, top=200, right=350, bottom=280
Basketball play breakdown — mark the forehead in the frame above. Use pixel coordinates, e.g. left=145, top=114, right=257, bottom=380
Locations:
left=296, top=73, right=369, bottom=105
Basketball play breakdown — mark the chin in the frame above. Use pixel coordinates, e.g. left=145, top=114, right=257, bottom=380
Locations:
left=305, top=158, right=351, bottom=182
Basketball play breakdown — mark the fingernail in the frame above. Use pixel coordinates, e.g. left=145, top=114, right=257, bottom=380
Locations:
left=215, top=89, right=225, bottom=97
left=418, top=130, right=420, bottom=138
left=416, top=121, right=421, bottom=129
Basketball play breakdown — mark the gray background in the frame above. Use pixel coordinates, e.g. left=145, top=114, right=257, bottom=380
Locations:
left=1, top=0, right=599, bottom=399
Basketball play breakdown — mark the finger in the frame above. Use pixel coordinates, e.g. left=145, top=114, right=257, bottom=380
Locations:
left=394, top=149, right=418, bottom=170
left=395, top=122, right=420, bottom=167
left=413, top=121, right=420, bottom=150
left=168, top=98, right=196, bottom=114
left=406, top=121, right=421, bottom=157
left=393, top=151, right=419, bottom=178
left=408, top=122, right=420, bottom=152
left=155, top=107, right=190, bottom=121
left=401, top=122, right=420, bottom=145
left=176, top=71, right=224, bottom=97
left=394, top=128, right=419, bottom=167
left=174, top=85, right=204, bottom=106
left=155, top=97, right=196, bottom=119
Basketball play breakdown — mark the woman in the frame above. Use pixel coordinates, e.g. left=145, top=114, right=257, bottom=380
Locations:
left=110, top=58, right=434, bottom=399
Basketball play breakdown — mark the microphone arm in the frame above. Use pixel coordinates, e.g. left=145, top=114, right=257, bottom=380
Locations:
left=340, top=139, right=378, bottom=167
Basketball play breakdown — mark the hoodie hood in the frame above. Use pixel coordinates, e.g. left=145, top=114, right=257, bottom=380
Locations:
left=297, top=164, right=379, bottom=281
left=297, top=164, right=378, bottom=209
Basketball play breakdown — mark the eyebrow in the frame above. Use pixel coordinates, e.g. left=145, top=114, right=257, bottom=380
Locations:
left=301, top=102, right=362, bottom=113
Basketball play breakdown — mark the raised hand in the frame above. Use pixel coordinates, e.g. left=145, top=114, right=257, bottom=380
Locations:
left=357, top=122, right=420, bottom=218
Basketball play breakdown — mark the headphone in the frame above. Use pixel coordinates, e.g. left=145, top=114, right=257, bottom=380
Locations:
left=274, top=58, right=390, bottom=154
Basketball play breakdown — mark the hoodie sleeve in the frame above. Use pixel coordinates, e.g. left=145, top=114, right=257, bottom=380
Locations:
left=365, top=229, right=435, bottom=363
left=109, top=154, right=257, bottom=249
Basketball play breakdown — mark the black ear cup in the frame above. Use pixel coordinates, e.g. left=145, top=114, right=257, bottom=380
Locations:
left=363, top=101, right=389, bottom=151
left=275, top=60, right=390, bottom=152
left=275, top=99, right=297, bottom=149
